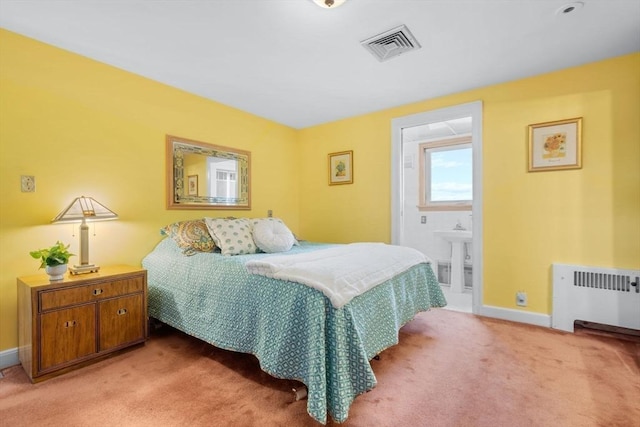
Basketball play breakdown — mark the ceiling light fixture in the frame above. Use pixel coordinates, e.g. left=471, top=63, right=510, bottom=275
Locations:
left=312, top=0, right=347, bottom=9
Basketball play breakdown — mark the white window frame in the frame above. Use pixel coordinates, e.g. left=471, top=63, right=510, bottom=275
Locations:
left=418, top=135, right=472, bottom=211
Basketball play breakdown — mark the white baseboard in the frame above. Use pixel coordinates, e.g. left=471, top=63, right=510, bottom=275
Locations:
left=0, top=347, right=19, bottom=370
left=477, top=305, right=551, bottom=328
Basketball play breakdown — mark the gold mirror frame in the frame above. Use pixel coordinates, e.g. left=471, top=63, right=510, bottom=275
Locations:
left=166, top=135, right=251, bottom=210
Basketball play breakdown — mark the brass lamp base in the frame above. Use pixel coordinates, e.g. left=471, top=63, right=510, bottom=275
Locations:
left=69, top=264, right=101, bottom=275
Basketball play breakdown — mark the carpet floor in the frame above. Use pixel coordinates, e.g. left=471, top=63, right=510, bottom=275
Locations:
left=1, top=309, right=638, bottom=426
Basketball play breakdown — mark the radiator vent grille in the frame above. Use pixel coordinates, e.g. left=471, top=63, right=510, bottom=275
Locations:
left=361, top=25, right=421, bottom=62
left=573, top=271, right=634, bottom=292
left=552, top=263, right=640, bottom=332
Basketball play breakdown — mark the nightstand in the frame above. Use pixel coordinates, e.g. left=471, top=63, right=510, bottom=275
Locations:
left=17, top=265, right=148, bottom=382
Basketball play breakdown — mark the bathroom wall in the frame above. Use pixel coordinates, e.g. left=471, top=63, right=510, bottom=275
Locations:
left=403, top=211, right=473, bottom=266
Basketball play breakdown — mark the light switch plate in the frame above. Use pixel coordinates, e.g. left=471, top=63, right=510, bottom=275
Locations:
left=516, top=291, right=527, bottom=307
left=21, top=175, right=35, bottom=192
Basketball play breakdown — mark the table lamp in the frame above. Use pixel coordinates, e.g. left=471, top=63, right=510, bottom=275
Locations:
left=52, top=196, right=118, bottom=274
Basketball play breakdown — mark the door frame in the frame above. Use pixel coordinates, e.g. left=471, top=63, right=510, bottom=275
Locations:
left=391, top=101, right=483, bottom=314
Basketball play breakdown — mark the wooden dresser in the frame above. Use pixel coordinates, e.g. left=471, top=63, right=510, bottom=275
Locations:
left=17, top=265, right=148, bottom=382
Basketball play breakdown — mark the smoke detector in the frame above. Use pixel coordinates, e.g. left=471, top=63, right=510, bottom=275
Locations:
left=361, top=24, right=421, bottom=62
left=556, top=2, right=584, bottom=15
left=312, top=0, right=347, bottom=8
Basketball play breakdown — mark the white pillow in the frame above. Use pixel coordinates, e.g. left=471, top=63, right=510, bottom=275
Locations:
left=251, top=218, right=296, bottom=253
left=204, top=217, right=257, bottom=256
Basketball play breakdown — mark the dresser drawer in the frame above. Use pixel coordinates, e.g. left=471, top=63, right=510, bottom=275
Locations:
left=39, top=275, right=144, bottom=311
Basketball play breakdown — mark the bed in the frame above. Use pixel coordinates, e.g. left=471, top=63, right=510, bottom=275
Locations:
left=142, top=219, right=446, bottom=424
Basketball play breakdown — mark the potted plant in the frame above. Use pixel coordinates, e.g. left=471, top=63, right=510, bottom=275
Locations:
left=30, top=241, right=75, bottom=281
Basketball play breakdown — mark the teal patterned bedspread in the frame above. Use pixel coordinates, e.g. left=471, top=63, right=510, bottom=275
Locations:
left=142, top=238, right=446, bottom=424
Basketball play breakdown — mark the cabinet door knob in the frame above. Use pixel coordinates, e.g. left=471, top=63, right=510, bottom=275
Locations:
left=64, top=320, right=77, bottom=328
left=92, top=288, right=103, bottom=296
left=117, top=308, right=128, bottom=316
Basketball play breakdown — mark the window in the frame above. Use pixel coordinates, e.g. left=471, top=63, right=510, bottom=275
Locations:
left=215, top=170, right=237, bottom=199
left=419, top=136, right=472, bottom=211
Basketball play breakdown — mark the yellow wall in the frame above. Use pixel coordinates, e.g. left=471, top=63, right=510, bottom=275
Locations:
left=298, top=53, right=640, bottom=314
left=1, top=27, right=639, bottom=353
left=0, top=30, right=299, bottom=351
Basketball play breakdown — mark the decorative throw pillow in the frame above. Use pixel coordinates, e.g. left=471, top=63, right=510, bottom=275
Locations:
left=204, top=217, right=257, bottom=256
left=250, top=218, right=297, bottom=253
left=160, top=219, right=216, bottom=256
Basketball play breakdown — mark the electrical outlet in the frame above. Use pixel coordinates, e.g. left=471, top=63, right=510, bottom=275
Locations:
left=21, top=175, right=35, bottom=192
left=420, top=216, right=427, bottom=224
left=267, top=210, right=273, bottom=218
left=516, top=291, right=527, bottom=307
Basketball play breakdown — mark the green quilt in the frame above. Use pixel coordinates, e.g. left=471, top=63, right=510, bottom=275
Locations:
left=142, top=239, right=446, bottom=424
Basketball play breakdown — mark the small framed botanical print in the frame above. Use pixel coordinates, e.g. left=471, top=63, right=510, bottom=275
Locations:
left=187, top=175, right=198, bottom=196
left=528, top=117, right=582, bottom=172
left=328, top=151, right=353, bottom=185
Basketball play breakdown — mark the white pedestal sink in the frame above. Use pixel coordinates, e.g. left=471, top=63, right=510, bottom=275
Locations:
left=434, top=229, right=472, bottom=293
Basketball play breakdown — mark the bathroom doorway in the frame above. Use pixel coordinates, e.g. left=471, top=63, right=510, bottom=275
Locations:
left=391, top=101, right=483, bottom=314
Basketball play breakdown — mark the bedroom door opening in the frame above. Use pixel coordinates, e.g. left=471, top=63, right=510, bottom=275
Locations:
left=391, top=101, right=483, bottom=314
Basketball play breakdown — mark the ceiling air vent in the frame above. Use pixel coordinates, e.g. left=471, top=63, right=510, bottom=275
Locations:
left=361, top=24, right=421, bottom=62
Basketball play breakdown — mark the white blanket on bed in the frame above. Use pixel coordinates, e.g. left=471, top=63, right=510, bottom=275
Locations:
left=245, top=243, right=431, bottom=308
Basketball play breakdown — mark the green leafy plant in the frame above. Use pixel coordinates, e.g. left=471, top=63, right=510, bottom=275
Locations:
left=30, top=241, right=75, bottom=269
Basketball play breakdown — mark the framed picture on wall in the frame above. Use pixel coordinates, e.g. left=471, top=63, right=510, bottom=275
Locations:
left=528, top=117, right=582, bottom=172
left=328, top=150, right=353, bottom=185
left=188, top=175, right=198, bottom=196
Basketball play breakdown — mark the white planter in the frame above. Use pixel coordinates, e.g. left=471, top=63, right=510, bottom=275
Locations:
left=45, top=264, right=68, bottom=281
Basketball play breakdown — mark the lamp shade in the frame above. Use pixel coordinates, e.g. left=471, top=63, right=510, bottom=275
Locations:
left=52, top=196, right=118, bottom=223
left=51, top=196, right=117, bottom=275
left=312, top=0, right=347, bottom=8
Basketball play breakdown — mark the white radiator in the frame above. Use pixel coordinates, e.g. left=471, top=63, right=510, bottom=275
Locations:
left=552, top=263, right=640, bottom=332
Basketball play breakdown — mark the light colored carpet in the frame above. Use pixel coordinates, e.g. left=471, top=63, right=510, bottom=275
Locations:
left=1, top=309, right=638, bottom=426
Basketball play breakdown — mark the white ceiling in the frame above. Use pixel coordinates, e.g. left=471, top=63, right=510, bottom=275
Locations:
left=1, top=0, right=638, bottom=129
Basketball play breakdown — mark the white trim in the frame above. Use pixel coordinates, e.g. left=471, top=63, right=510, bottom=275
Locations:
left=0, top=347, right=19, bottom=370
left=391, top=101, right=483, bottom=314
left=477, top=305, right=552, bottom=328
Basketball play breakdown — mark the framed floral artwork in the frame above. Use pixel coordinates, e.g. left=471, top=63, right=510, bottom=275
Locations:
left=187, top=175, right=198, bottom=196
left=528, top=117, right=582, bottom=172
left=328, top=150, right=353, bottom=185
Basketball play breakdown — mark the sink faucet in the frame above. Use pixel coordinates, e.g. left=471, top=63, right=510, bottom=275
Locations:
left=454, top=220, right=466, bottom=230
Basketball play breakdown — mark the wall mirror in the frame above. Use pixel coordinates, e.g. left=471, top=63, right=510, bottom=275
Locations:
left=166, top=135, right=251, bottom=210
